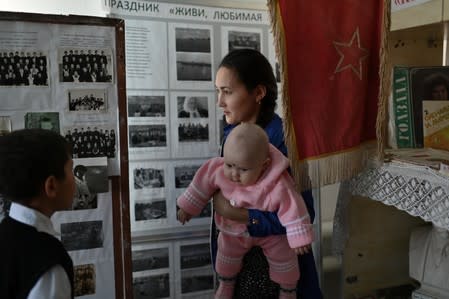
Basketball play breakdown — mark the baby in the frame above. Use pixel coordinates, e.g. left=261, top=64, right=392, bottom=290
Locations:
left=177, top=123, right=313, bottom=299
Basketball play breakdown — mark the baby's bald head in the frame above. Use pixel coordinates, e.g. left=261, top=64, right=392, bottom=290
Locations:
left=224, top=123, right=269, bottom=164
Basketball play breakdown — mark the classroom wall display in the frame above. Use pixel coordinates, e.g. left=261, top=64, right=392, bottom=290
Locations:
left=0, top=12, right=131, bottom=299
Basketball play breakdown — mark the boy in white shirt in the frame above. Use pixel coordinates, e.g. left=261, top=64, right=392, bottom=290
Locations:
left=0, top=129, right=76, bottom=299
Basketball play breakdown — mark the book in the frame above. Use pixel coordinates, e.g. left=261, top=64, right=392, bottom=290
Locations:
left=423, top=100, right=449, bottom=150
left=409, top=66, right=449, bottom=147
left=392, top=66, right=414, bottom=148
left=391, top=65, right=449, bottom=148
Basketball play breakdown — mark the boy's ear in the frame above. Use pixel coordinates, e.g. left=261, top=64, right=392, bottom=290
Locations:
left=44, top=175, right=58, bottom=198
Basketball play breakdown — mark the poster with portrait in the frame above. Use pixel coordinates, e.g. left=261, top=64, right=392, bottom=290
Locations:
left=169, top=91, right=218, bottom=159
left=410, top=66, right=449, bottom=148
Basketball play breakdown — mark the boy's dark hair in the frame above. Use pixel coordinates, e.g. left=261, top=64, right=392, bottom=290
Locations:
left=0, top=129, right=72, bottom=202
left=219, top=49, right=278, bottom=127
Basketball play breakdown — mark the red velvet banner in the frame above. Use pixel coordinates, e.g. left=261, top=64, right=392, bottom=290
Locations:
left=278, top=0, right=383, bottom=160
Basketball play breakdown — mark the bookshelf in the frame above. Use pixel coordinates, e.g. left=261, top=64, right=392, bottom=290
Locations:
left=341, top=3, right=449, bottom=298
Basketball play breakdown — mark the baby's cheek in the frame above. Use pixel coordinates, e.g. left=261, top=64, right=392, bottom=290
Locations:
left=223, top=169, right=231, bottom=180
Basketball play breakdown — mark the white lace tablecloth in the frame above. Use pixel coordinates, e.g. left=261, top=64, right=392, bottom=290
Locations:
left=350, top=162, right=449, bottom=229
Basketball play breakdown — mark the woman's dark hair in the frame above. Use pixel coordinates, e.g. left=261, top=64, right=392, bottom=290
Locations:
left=219, top=49, right=277, bottom=127
left=0, top=129, right=72, bottom=202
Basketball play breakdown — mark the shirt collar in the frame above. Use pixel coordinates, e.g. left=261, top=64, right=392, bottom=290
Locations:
left=9, top=202, right=58, bottom=236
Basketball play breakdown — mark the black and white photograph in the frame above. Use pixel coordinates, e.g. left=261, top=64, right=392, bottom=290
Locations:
left=72, top=157, right=108, bottom=210
left=133, top=167, right=165, bottom=190
left=24, top=112, right=60, bottom=133
left=128, top=95, right=166, bottom=118
left=133, top=274, right=170, bottom=299
left=174, top=164, right=201, bottom=188
left=74, top=264, right=96, bottom=297
left=132, top=247, right=169, bottom=272
left=178, top=123, right=209, bottom=142
left=228, top=30, right=261, bottom=52
left=181, top=268, right=214, bottom=294
left=59, top=48, right=113, bottom=83
left=135, top=199, right=167, bottom=221
left=68, top=89, right=107, bottom=112
left=175, top=27, right=212, bottom=81
left=180, top=243, right=211, bottom=269
left=177, top=96, right=209, bottom=118
left=64, top=126, right=116, bottom=158
left=0, top=51, right=49, bottom=86
left=129, top=124, right=167, bottom=148
left=61, top=220, right=104, bottom=251
left=0, top=116, right=12, bottom=136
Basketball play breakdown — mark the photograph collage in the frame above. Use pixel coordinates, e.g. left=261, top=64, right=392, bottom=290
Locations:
left=120, top=5, right=277, bottom=298
left=0, top=20, right=119, bottom=298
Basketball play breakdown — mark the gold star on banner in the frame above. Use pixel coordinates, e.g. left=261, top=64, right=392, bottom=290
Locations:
left=333, top=27, right=368, bottom=80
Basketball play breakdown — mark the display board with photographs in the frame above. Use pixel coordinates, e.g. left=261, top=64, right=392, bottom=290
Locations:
left=107, top=2, right=273, bottom=297
left=0, top=17, right=121, bottom=175
left=109, top=1, right=273, bottom=233
left=0, top=12, right=130, bottom=299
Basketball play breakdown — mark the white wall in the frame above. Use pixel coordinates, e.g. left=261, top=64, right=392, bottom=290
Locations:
left=0, top=0, right=267, bottom=16
left=0, top=0, right=107, bottom=16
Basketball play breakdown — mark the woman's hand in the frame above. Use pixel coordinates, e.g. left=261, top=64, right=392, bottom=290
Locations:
left=213, top=190, right=249, bottom=223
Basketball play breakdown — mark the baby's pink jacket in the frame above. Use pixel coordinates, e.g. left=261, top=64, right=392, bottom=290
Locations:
left=177, top=144, right=313, bottom=249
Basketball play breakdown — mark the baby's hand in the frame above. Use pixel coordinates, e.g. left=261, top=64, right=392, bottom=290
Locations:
left=177, top=208, right=192, bottom=225
left=293, top=244, right=311, bottom=255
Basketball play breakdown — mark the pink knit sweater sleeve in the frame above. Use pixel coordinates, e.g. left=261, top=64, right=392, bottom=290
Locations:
left=271, top=173, right=314, bottom=248
left=176, top=158, right=221, bottom=216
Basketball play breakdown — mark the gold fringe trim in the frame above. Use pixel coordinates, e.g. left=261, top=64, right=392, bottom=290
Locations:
left=267, top=0, right=305, bottom=189
left=299, top=143, right=376, bottom=189
left=376, top=0, right=392, bottom=161
left=268, top=1, right=390, bottom=191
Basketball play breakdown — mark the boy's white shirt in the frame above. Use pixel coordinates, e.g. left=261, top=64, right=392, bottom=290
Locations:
left=9, top=203, right=71, bottom=299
